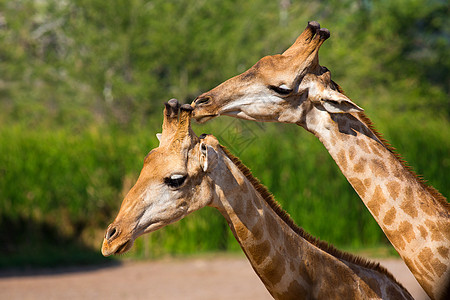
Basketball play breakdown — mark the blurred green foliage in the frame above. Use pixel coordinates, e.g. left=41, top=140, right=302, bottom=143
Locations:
left=0, top=0, right=448, bottom=266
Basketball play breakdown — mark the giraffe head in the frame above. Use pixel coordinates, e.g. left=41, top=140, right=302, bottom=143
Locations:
left=101, top=99, right=220, bottom=256
left=192, top=21, right=362, bottom=125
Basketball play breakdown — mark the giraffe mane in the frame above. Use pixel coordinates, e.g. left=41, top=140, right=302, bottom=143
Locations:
left=332, top=80, right=449, bottom=210
left=219, top=144, right=407, bottom=288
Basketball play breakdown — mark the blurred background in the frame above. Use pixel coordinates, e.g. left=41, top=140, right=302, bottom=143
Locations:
left=0, top=0, right=448, bottom=268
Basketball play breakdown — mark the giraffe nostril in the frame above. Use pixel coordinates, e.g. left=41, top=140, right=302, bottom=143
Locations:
left=195, top=96, right=211, bottom=106
left=106, top=225, right=118, bottom=241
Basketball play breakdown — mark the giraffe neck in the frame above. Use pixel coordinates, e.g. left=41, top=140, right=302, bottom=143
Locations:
left=208, top=146, right=412, bottom=300
left=304, top=109, right=450, bottom=299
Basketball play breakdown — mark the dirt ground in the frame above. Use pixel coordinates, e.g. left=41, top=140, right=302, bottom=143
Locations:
left=0, top=256, right=429, bottom=300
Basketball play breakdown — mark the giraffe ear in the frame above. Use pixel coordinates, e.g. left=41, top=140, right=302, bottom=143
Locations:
left=320, top=88, right=363, bottom=113
left=199, top=142, right=217, bottom=172
left=156, top=133, right=162, bottom=143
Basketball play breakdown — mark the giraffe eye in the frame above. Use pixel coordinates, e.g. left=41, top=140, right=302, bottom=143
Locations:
left=269, top=84, right=292, bottom=95
left=164, top=174, right=187, bottom=188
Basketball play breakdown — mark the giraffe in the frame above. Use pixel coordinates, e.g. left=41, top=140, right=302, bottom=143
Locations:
left=101, top=100, right=413, bottom=299
left=191, top=21, right=450, bottom=299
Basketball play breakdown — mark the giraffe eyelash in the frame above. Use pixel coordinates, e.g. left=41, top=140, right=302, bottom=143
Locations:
left=269, top=84, right=292, bottom=95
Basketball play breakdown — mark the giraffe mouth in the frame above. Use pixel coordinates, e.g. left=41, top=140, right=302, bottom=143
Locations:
left=114, top=239, right=134, bottom=255
left=194, top=114, right=218, bottom=124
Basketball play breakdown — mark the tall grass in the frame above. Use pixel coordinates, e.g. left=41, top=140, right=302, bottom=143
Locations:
left=0, top=125, right=150, bottom=266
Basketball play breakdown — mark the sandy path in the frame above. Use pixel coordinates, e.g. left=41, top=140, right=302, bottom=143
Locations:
left=0, top=256, right=429, bottom=300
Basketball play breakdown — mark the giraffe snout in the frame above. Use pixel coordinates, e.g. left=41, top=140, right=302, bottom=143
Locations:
left=102, top=223, right=134, bottom=257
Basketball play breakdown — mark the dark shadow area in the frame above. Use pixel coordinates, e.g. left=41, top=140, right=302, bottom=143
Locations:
left=330, top=113, right=368, bottom=138
left=330, top=113, right=386, bottom=147
left=0, top=260, right=122, bottom=278
left=0, top=215, right=121, bottom=276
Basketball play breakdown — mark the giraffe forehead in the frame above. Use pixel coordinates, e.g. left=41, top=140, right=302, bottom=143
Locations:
left=251, top=55, right=296, bottom=81
left=143, top=147, right=189, bottom=175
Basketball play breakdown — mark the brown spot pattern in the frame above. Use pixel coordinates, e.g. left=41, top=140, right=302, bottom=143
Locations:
left=418, top=225, right=428, bottom=239
left=353, top=158, right=366, bottom=173
left=398, top=221, right=415, bottom=244
left=387, top=181, right=400, bottom=200
left=404, top=186, right=413, bottom=200
left=432, top=258, right=448, bottom=277
left=369, top=141, right=383, bottom=157
left=418, top=247, right=448, bottom=277
left=400, top=198, right=418, bottom=218
left=389, top=155, right=405, bottom=180
left=285, top=239, right=298, bottom=259
left=393, top=234, right=407, bottom=251
left=367, top=186, right=386, bottom=218
left=276, top=280, right=308, bottom=300
left=383, top=207, right=397, bottom=226
left=356, top=138, right=371, bottom=154
left=385, top=228, right=406, bottom=251
left=443, top=220, right=450, bottom=241
left=413, top=257, right=434, bottom=281
left=419, top=192, right=436, bottom=216
left=437, top=246, right=449, bottom=259
left=370, top=158, right=389, bottom=178
left=337, top=150, right=348, bottom=172
left=261, top=254, right=285, bottom=286
left=266, top=215, right=280, bottom=241
left=418, top=247, right=433, bottom=273
left=251, top=219, right=264, bottom=240
left=349, top=177, right=367, bottom=198
left=248, top=240, right=271, bottom=265
left=425, top=219, right=444, bottom=242
left=349, top=146, right=356, bottom=161
left=235, top=222, right=250, bottom=241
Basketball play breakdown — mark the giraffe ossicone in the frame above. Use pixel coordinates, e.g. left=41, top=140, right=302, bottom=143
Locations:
left=102, top=100, right=413, bottom=299
left=191, top=21, right=450, bottom=300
